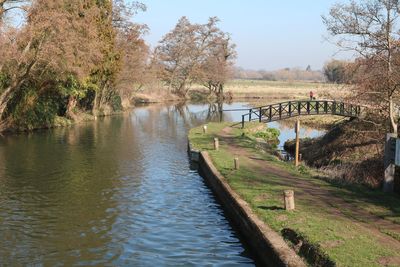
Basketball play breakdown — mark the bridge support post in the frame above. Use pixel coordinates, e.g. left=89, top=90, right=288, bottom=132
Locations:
left=298, top=102, right=301, bottom=115
left=295, top=120, right=300, bottom=167
left=269, top=106, right=272, bottom=122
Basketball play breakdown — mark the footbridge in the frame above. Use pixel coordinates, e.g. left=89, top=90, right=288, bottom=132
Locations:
left=236, top=100, right=362, bottom=128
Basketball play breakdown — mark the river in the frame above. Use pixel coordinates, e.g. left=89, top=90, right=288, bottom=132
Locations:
left=0, top=102, right=324, bottom=266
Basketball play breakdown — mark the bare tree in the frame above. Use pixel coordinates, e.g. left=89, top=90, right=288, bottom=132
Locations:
left=323, top=0, right=400, bottom=134
left=155, top=16, right=233, bottom=97
left=115, top=23, right=149, bottom=101
left=198, top=34, right=236, bottom=99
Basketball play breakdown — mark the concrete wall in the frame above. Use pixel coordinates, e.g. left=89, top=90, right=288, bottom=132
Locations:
left=198, top=151, right=305, bottom=267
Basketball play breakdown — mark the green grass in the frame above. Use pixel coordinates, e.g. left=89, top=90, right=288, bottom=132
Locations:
left=189, top=122, right=400, bottom=267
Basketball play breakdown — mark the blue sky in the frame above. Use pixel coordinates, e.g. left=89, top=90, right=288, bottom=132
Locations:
left=134, top=0, right=352, bottom=71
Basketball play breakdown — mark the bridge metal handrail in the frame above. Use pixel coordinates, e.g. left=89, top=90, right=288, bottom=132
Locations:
left=239, top=99, right=362, bottom=128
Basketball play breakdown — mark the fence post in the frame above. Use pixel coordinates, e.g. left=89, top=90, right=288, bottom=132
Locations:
left=269, top=105, right=272, bottom=121
left=332, top=101, right=336, bottom=114
left=288, top=101, right=292, bottom=116
left=249, top=109, right=252, bottom=121
left=241, top=115, right=245, bottom=129
left=298, top=102, right=301, bottom=115
left=259, top=107, right=262, bottom=122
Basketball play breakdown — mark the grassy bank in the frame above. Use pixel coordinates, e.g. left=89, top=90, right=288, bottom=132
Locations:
left=189, top=122, right=400, bottom=266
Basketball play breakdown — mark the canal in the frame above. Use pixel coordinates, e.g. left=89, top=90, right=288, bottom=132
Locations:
left=0, top=102, right=325, bottom=265
left=0, top=102, right=256, bottom=266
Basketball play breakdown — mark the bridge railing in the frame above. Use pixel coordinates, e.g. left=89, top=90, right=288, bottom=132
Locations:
left=240, top=100, right=361, bottom=128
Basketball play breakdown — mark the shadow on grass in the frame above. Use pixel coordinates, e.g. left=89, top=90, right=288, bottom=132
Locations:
left=258, top=205, right=284, bottom=211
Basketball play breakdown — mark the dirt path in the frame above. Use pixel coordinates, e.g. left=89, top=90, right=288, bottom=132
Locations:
left=218, top=126, right=400, bottom=256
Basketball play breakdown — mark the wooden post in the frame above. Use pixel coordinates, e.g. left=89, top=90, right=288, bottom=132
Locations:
left=295, top=120, right=300, bottom=167
left=269, top=105, right=272, bottom=121
left=298, top=102, right=301, bottom=115
left=384, top=133, right=397, bottom=192
left=249, top=109, right=252, bottom=121
left=234, top=157, right=239, bottom=170
left=203, top=125, right=207, bottom=134
left=284, top=190, right=295, bottom=211
left=259, top=107, right=262, bottom=122
left=214, top=138, right=219, bottom=151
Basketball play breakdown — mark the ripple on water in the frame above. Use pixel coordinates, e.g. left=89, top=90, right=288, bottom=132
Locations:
left=0, top=103, right=256, bottom=266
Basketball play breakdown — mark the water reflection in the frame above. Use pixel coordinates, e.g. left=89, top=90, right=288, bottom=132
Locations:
left=267, top=121, right=325, bottom=149
left=0, top=102, right=255, bottom=266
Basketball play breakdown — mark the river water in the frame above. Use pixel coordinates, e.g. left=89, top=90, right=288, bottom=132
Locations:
left=0, top=102, right=256, bottom=266
left=0, top=102, right=324, bottom=266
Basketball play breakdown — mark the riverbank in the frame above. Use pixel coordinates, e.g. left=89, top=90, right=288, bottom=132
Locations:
left=189, top=122, right=400, bottom=266
left=1, top=80, right=343, bottom=134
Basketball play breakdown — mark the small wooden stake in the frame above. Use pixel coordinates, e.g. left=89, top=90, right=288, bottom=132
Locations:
left=234, top=157, right=239, bottom=170
left=203, top=125, right=207, bottom=134
left=214, top=138, right=219, bottom=151
left=284, top=190, right=295, bottom=211
left=295, top=120, right=300, bottom=167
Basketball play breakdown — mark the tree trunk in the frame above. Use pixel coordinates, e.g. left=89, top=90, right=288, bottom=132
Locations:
left=217, top=84, right=224, bottom=99
left=66, top=95, right=78, bottom=120
left=389, top=96, right=397, bottom=134
left=0, top=86, right=15, bottom=119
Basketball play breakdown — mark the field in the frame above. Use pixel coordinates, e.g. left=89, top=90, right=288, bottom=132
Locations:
left=224, top=79, right=347, bottom=101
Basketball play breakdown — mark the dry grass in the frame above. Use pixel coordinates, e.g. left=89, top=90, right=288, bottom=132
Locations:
left=223, top=79, right=347, bottom=101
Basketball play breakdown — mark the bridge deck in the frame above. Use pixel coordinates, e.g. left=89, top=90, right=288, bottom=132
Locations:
left=241, top=100, right=361, bottom=128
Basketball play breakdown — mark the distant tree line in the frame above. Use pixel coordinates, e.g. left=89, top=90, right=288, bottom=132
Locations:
left=234, top=67, right=326, bottom=82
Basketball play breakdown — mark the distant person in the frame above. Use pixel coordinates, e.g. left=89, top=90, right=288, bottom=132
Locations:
left=309, top=91, right=314, bottom=100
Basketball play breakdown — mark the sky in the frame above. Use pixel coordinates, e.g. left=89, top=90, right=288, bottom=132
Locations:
left=134, top=0, right=353, bottom=71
